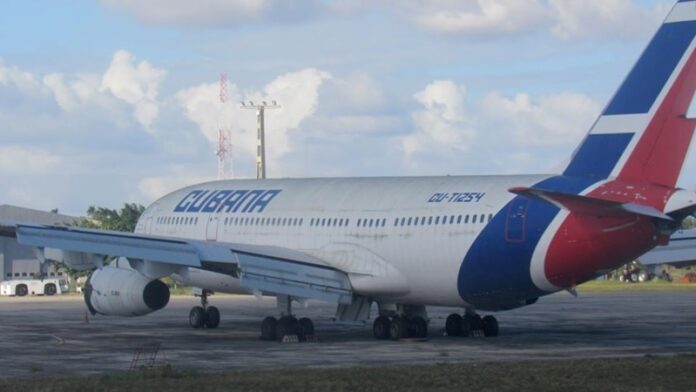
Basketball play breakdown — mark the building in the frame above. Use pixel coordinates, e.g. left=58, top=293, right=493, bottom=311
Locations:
left=0, top=205, right=80, bottom=281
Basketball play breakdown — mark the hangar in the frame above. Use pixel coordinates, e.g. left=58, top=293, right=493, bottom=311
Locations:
left=0, top=205, right=79, bottom=281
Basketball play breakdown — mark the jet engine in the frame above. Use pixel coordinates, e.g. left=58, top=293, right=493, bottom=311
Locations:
left=83, top=266, right=170, bottom=316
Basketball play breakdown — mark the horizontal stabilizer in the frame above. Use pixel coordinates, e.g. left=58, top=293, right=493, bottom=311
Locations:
left=509, top=186, right=673, bottom=221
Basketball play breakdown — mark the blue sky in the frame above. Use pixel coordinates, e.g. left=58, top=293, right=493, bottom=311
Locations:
left=0, top=0, right=690, bottom=215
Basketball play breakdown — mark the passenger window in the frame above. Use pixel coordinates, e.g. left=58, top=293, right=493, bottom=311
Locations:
left=472, top=215, right=477, bottom=223
left=407, top=217, right=412, bottom=226
left=457, top=215, right=462, bottom=224
left=489, top=214, right=493, bottom=222
left=428, top=216, right=433, bottom=225
left=434, top=216, right=440, bottom=224
left=480, top=214, right=485, bottom=223
left=382, top=218, right=386, bottom=227
left=449, top=216, right=455, bottom=224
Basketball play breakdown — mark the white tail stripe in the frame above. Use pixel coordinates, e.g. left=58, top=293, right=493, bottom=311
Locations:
left=666, top=1, right=696, bottom=24
left=589, top=114, right=648, bottom=135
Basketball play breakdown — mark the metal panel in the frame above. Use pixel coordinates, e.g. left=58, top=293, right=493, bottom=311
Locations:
left=237, top=252, right=352, bottom=304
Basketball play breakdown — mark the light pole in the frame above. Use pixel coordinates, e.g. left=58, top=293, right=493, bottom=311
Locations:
left=241, top=100, right=281, bottom=179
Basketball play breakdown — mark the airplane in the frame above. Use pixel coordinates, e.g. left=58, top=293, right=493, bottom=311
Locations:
left=3, top=0, right=696, bottom=342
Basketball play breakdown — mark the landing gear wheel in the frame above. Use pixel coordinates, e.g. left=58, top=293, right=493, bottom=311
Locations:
left=205, top=306, right=220, bottom=329
left=410, top=316, right=428, bottom=338
left=261, top=316, right=278, bottom=341
left=276, top=316, right=300, bottom=340
left=482, top=315, right=499, bottom=337
left=460, top=316, right=473, bottom=337
left=189, top=306, right=206, bottom=329
left=389, top=317, right=409, bottom=340
left=373, top=316, right=391, bottom=340
left=44, top=283, right=56, bottom=296
left=298, top=317, right=314, bottom=339
left=445, top=313, right=462, bottom=337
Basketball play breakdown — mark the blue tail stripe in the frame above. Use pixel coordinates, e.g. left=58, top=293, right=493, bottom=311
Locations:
left=604, top=21, right=696, bottom=115
left=563, top=133, right=635, bottom=178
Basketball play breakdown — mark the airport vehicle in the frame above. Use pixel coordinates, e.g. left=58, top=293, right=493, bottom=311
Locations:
left=0, top=278, right=68, bottom=296
left=3, top=0, right=696, bottom=341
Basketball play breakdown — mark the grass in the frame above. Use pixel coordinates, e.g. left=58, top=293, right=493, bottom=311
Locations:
left=3, top=355, right=696, bottom=392
left=578, top=280, right=696, bottom=292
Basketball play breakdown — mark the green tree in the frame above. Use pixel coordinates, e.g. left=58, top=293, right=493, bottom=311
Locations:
left=79, top=203, right=146, bottom=232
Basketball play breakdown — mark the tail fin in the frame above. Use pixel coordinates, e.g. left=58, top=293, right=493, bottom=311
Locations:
left=564, top=0, right=696, bottom=189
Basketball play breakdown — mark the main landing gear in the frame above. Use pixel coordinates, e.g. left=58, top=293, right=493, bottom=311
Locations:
left=373, top=315, right=428, bottom=340
left=372, top=304, right=429, bottom=340
left=445, top=312, right=498, bottom=337
left=260, top=295, right=316, bottom=342
left=189, top=289, right=220, bottom=329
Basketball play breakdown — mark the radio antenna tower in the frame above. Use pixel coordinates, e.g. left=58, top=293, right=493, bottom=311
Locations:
left=217, top=73, right=233, bottom=179
left=241, top=100, right=280, bottom=179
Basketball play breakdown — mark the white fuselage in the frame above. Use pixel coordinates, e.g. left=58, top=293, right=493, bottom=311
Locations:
left=135, top=175, right=550, bottom=306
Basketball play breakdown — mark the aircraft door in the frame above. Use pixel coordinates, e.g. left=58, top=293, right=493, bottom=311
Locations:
left=505, top=197, right=528, bottom=242
left=206, top=215, right=219, bottom=241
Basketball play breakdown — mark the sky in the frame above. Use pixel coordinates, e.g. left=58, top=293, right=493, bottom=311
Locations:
left=0, top=0, right=691, bottom=216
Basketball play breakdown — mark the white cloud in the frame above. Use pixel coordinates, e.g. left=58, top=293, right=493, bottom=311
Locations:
left=100, top=50, right=166, bottom=132
left=400, top=80, right=601, bottom=173
left=390, top=0, right=669, bottom=40
left=479, top=91, right=601, bottom=145
left=138, top=166, right=215, bottom=201
left=408, top=0, right=549, bottom=36
left=43, top=73, right=100, bottom=111
left=549, top=0, right=669, bottom=40
left=177, top=68, right=330, bottom=173
left=0, top=146, right=63, bottom=174
left=402, top=80, right=476, bottom=158
left=0, top=61, right=44, bottom=95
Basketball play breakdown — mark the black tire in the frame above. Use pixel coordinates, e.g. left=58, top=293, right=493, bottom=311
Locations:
left=298, top=317, right=314, bottom=338
left=189, top=306, right=206, bottom=329
left=15, top=284, right=28, bottom=297
left=410, top=316, right=428, bottom=338
left=260, top=316, right=278, bottom=341
left=460, top=316, right=473, bottom=337
left=445, top=313, right=462, bottom=337
left=276, top=316, right=300, bottom=340
left=373, top=316, right=391, bottom=340
left=482, top=315, right=499, bottom=337
left=389, top=317, right=409, bottom=340
left=44, top=283, right=57, bottom=296
left=205, top=306, right=220, bottom=329
left=468, top=314, right=483, bottom=332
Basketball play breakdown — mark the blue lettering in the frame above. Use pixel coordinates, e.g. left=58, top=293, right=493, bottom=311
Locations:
left=239, top=190, right=265, bottom=213
left=187, top=190, right=215, bottom=212
left=245, top=189, right=282, bottom=213
left=202, top=190, right=232, bottom=213
left=174, top=190, right=202, bottom=212
left=218, top=190, right=249, bottom=213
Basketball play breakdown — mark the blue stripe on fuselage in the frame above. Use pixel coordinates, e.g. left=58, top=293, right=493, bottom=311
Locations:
left=604, top=21, right=696, bottom=115
left=457, top=175, right=598, bottom=308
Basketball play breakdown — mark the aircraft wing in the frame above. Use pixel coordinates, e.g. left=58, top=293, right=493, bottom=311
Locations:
left=637, top=229, right=696, bottom=267
left=2, top=223, right=353, bottom=305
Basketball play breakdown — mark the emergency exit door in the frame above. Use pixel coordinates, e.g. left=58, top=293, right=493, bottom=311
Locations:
left=505, top=197, right=528, bottom=242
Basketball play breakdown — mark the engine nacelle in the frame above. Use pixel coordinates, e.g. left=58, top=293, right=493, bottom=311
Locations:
left=84, top=266, right=170, bottom=317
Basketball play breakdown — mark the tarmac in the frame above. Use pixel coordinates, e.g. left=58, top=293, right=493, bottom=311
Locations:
left=1, top=291, right=696, bottom=378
